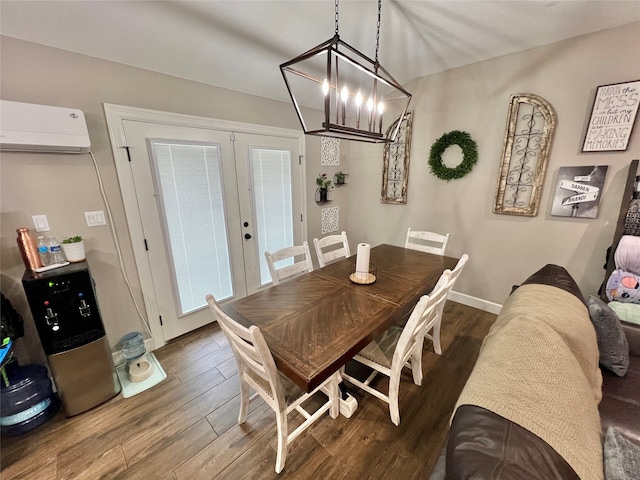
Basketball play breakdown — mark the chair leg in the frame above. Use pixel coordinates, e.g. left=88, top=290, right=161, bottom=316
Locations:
left=411, top=346, right=423, bottom=386
left=433, top=321, right=442, bottom=355
left=274, top=410, right=288, bottom=473
left=389, top=374, right=401, bottom=426
left=238, top=378, right=250, bottom=424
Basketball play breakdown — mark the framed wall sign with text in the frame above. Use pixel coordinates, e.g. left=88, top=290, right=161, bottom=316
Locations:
left=551, top=165, right=608, bottom=219
left=582, top=80, right=640, bottom=152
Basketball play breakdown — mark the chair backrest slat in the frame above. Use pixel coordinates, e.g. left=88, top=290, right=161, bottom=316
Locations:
left=434, top=254, right=468, bottom=319
left=313, top=231, right=350, bottom=268
left=405, top=228, right=449, bottom=256
left=265, top=241, right=314, bottom=285
left=448, top=254, right=468, bottom=284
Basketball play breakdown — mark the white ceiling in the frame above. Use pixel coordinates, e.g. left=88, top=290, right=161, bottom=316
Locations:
left=2, top=0, right=640, bottom=104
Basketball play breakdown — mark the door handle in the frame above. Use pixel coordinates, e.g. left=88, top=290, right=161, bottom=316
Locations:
left=244, top=233, right=252, bottom=240
left=243, top=221, right=249, bottom=227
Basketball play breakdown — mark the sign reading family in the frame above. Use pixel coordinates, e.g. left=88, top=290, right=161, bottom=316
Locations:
left=582, top=80, right=640, bottom=152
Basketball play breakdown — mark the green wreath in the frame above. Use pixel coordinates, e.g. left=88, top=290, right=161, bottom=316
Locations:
left=428, top=130, right=478, bottom=181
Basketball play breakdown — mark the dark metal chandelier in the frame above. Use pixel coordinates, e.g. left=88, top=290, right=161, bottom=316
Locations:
left=280, top=0, right=412, bottom=143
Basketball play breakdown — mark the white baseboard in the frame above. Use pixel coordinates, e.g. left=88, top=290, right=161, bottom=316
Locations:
left=448, top=291, right=503, bottom=315
left=111, top=338, right=155, bottom=366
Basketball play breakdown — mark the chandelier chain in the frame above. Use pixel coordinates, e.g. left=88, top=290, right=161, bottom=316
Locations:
left=336, top=0, right=381, bottom=63
left=375, top=0, right=382, bottom=63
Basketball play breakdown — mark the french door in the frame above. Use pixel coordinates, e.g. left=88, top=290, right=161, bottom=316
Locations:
left=105, top=105, right=305, bottom=344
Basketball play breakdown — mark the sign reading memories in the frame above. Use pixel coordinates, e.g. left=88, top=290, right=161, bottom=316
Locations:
left=582, top=80, right=640, bottom=152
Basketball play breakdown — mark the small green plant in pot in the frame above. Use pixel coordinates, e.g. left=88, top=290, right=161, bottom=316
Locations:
left=335, top=171, right=348, bottom=185
left=316, top=173, right=333, bottom=190
left=316, top=173, right=333, bottom=203
left=61, top=236, right=85, bottom=263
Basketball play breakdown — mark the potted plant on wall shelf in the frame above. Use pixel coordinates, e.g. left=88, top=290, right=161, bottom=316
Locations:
left=316, top=173, right=333, bottom=204
left=334, top=171, right=348, bottom=186
left=61, top=236, right=85, bottom=262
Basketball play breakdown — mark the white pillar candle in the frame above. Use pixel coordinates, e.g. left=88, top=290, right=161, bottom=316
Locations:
left=356, top=243, right=370, bottom=274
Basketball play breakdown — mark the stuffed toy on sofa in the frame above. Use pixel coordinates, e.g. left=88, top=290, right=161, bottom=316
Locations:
left=606, top=269, right=640, bottom=303
left=606, top=235, right=640, bottom=303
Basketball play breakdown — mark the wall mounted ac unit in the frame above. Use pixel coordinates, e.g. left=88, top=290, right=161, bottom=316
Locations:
left=0, top=100, right=91, bottom=153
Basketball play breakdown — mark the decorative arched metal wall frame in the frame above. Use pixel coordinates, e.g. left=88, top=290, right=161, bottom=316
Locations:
left=381, top=111, right=413, bottom=204
left=493, top=94, right=556, bottom=216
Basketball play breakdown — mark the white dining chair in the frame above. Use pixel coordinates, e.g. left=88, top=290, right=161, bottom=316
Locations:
left=395, top=253, right=469, bottom=351
left=206, top=294, right=340, bottom=474
left=265, top=241, right=314, bottom=285
left=405, top=228, right=450, bottom=256
left=426, top=254, right=468, bottom=355
left=341, top=272, right=451, bottom=426
left=313, top=231, right=351, bottom=268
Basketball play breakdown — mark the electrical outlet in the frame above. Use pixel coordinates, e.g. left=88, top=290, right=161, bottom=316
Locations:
left=85, top=211, right=107, bottom=227
left=32, top=214, right=50, bottom=232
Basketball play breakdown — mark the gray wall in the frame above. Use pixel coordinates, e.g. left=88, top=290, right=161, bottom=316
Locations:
left=346, top=22, right=640, bottom=305
left=0, top=36, right=349, bottom=363
left=2, top=22, right=639, bottom=364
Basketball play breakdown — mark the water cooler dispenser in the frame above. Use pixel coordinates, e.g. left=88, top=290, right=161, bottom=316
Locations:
left=22, top=261, right=120, bottom=416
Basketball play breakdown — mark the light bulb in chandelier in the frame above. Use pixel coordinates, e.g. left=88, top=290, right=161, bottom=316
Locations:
left=322, top=79, right=330, bottom=97
left=367, top=97, right=374, bottom=130
left=341, top=86, right=349, bottom=125
left=378, top=102, right=385, bottom=134
left=355, top=91, right=363, bottom=128
left=341, top=86, right=349, bottom=102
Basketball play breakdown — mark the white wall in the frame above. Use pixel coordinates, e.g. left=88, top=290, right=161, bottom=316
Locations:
left=0, top=36, right=351, bottom=363
left=347, top=22, right=640, bottom=305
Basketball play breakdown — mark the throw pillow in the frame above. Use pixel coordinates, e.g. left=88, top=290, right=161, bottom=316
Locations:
left=604, top=426, right=640, bottom=480
left=586, top=295, right=629, bottom=376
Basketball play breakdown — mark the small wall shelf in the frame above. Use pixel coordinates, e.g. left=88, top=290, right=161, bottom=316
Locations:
left=333, top=172, right=348, bottom=187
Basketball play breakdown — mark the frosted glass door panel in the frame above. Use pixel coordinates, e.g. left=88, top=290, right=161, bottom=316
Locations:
left=250, top=147, right=294, bottom=285
left=150, top=141, right=233, bottom=315
left=119, top=115, right=302, bottom=341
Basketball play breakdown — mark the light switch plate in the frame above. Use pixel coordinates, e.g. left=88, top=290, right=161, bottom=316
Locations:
left=32, top=214, right=50, bottom=232
left=85, top=210, right=107, bottom=227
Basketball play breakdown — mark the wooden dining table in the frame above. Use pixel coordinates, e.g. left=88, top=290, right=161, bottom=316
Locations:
left=221, top=243, right=458, bottom=398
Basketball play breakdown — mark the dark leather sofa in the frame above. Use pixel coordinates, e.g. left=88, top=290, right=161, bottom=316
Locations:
left=444, top=264, right=640, bottom=480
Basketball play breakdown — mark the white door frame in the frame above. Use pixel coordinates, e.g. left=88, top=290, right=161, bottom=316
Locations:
left=103, top=103, right=307, bottom=349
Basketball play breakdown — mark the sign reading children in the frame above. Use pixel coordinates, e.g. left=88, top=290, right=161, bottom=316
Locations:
left=582, top=80, right=640, bottom=152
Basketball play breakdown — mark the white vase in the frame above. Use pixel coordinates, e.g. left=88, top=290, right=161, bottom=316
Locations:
left=61, top=241, right=85, bottom=262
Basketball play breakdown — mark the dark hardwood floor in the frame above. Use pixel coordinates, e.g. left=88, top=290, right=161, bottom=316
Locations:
left=0, top=301, right=496, bottom=479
